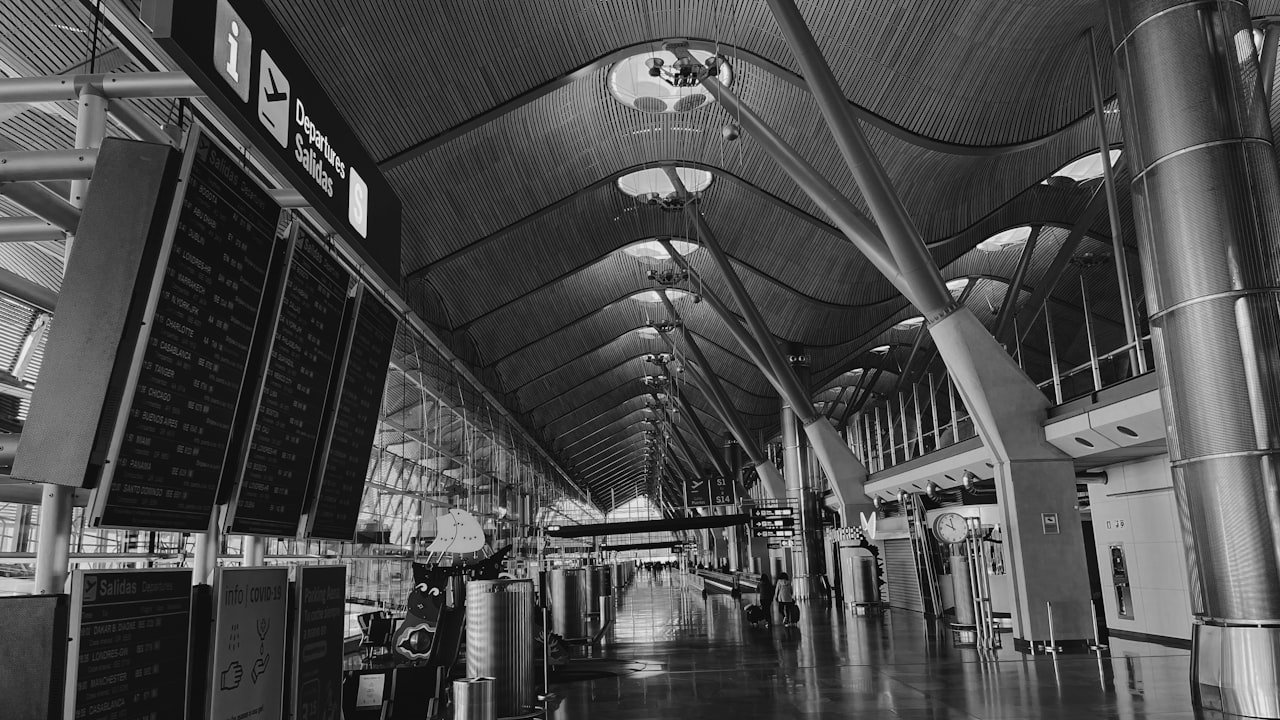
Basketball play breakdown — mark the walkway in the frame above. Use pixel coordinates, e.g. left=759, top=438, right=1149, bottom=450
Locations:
left=548, top=570, right=1194, bottom=720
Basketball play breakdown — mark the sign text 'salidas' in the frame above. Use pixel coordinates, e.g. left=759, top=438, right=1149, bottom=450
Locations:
left=294, top=99, right=345, bottom=197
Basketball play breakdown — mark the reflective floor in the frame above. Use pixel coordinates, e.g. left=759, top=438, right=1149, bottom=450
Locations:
left=548, top=569, right=1195, bottom=720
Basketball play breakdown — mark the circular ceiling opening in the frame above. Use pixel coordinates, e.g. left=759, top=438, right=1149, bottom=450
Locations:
left=618, top=167, right=712, bottom=202
left=636, top=326, right=663, bottom=339
left=870, top=344, right=891, bottom=354
left=608, top=50, right=733, bottom=114
left=622, top=237, right=699, bottom=262
left=632, top=288, right=694, bottom=304
left=945, top=277, right=970, bottom=295
left=977, top=226, right=1033, bottom=253
left=893, top=315, right=926, bottom=330
left=1044, top=149, right=1122, bottom=184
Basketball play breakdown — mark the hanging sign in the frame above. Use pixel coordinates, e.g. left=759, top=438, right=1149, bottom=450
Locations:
left=709, top=475, right=736, bottom=506
left=684, top=476, right=711, bottom=508
left=144, top=0, right=402, bottom=289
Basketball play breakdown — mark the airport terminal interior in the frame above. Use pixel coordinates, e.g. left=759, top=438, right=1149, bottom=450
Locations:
left=3, top=0, right=1280, bottom=718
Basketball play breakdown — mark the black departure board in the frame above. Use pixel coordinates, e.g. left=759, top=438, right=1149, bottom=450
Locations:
left=95, top=130, right=278, bottom=531
left=306, top=290, right=397, bottom=540
left=66, top=568, right=192, bottom=720
left=230, top=226, right=351, bottom=536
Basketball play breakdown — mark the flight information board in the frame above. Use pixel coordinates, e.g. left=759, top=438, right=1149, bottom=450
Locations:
left=65, top=568, right=193, bottom=720
left=229, top=225, right=351, bottom=536
left=93, top=129, right=279, bottom=531
left=305, top=289, right=397, bottom=540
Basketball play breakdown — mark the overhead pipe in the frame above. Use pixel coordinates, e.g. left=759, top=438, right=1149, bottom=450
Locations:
left=0, top=149, right=98, bottom=182
left=0, top=182, right=81, bottom=233
left=0, top=72, right=200, bottom=103
left=756, top=2, right=954, bottom=313
left=0, top=217, right=65, bottom=243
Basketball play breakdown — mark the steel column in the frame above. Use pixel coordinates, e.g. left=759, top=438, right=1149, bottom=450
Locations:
left=657, top=241, right=783, bottom=394
left=1087, top=27, right=1146, bottom=373
left=70, top=87, right=108, bottom=210
left=1107, top=1, right=1280, bottom=715
left=763, top=0, right=952, bottom=314
left=1262, top=24, right=1280, bottom=100
left=665, top=46, right=911, bottom=302
left=32, top=481, right=71, bottom=594
left=993, top=227, right=1041, bottom=345
left=661, top=173, right=816, bottom=425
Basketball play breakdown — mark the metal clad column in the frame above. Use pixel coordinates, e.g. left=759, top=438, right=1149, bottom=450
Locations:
left=1107, top=1, right=1280, bottom=716
left=466, top=579, right=534, bottom=718
left=782, top=344, right=822, bottom=599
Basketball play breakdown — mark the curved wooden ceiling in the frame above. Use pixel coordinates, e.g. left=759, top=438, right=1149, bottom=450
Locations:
left=13, top=0, right=1278, bottom=513
left=254, top=0, right=1161, bottom=510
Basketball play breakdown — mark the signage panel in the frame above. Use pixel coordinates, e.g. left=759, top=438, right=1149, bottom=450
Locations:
left=684, top=476, right=711, bottom=508
left=291, top=566, right=346, bottom=720
left=65, top=568, right=193, bottom=720
left=754, top=528, right=797, bottom=538
left=94, top=129, right=279, bottom=531
left=210, top=567, right=288, bottom=720
left=229, top=224, right=351, bottom=536
left=709, top=475, right=736, bottom=506
left=305, top=289, right=398, bottom=540
left=146, top=0, right=402, bottom=289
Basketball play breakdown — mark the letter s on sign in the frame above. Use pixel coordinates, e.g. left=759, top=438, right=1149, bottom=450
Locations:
left=348, top=167, right=369, bottom=238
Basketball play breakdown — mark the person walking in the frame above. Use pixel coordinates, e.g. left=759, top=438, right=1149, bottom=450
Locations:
left=775, top=571, right=797, bottom=627
left=758, top=572, right=774, bottom=627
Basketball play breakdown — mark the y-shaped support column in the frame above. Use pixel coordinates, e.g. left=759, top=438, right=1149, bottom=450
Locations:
left=671, top=21, right=1092, bottom=646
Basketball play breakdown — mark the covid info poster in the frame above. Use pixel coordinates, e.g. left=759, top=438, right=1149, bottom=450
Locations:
left=209, top=567, right=288, bottom=720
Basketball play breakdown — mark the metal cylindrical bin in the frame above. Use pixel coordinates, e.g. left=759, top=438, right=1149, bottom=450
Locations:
left=598, top=565, right=612, bottom=596
left=453, top=677, right=495, bottom=720
left=466, top=580, right=534, bottom=718
left=582, top=565, right=602, bottom=615
left=843, top=550, right=879, bottom=606
left=949, top=550, right=976, bottom=626
left=549, top=568, right=585, bottom=639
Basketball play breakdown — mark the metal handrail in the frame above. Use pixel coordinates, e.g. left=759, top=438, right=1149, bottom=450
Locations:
left=860, top=333, right=1154, bottom=472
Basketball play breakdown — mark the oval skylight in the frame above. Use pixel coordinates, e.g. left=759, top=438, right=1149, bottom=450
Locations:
left=618, top=167, right=712, bottom=200
left=636, top=326, right=663, bottom=339
left=608, top=50, right=733, bottom=114
left=893, top=316, right=926, bottom=330
left=977, top=226, right=1033, bottom=253
left=945, top=277, right=970, bottom=295
left=622, top=238, right=699, bottom=262
left=870, top=345, right=891, bottom=354
left=632, top=288, right=694, bottom=304
left=1045, top=149, right=1122, bottom=184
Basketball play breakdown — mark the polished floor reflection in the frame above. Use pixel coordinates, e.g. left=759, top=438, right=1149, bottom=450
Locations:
left=548, top=569, right=1195, bottom=720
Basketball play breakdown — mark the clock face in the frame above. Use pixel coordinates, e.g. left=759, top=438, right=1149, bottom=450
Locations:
left=933, top=512, right=969, bottom=544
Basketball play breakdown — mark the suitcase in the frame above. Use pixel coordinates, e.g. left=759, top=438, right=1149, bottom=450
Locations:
left=783, top=603, right=800, bottom=624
